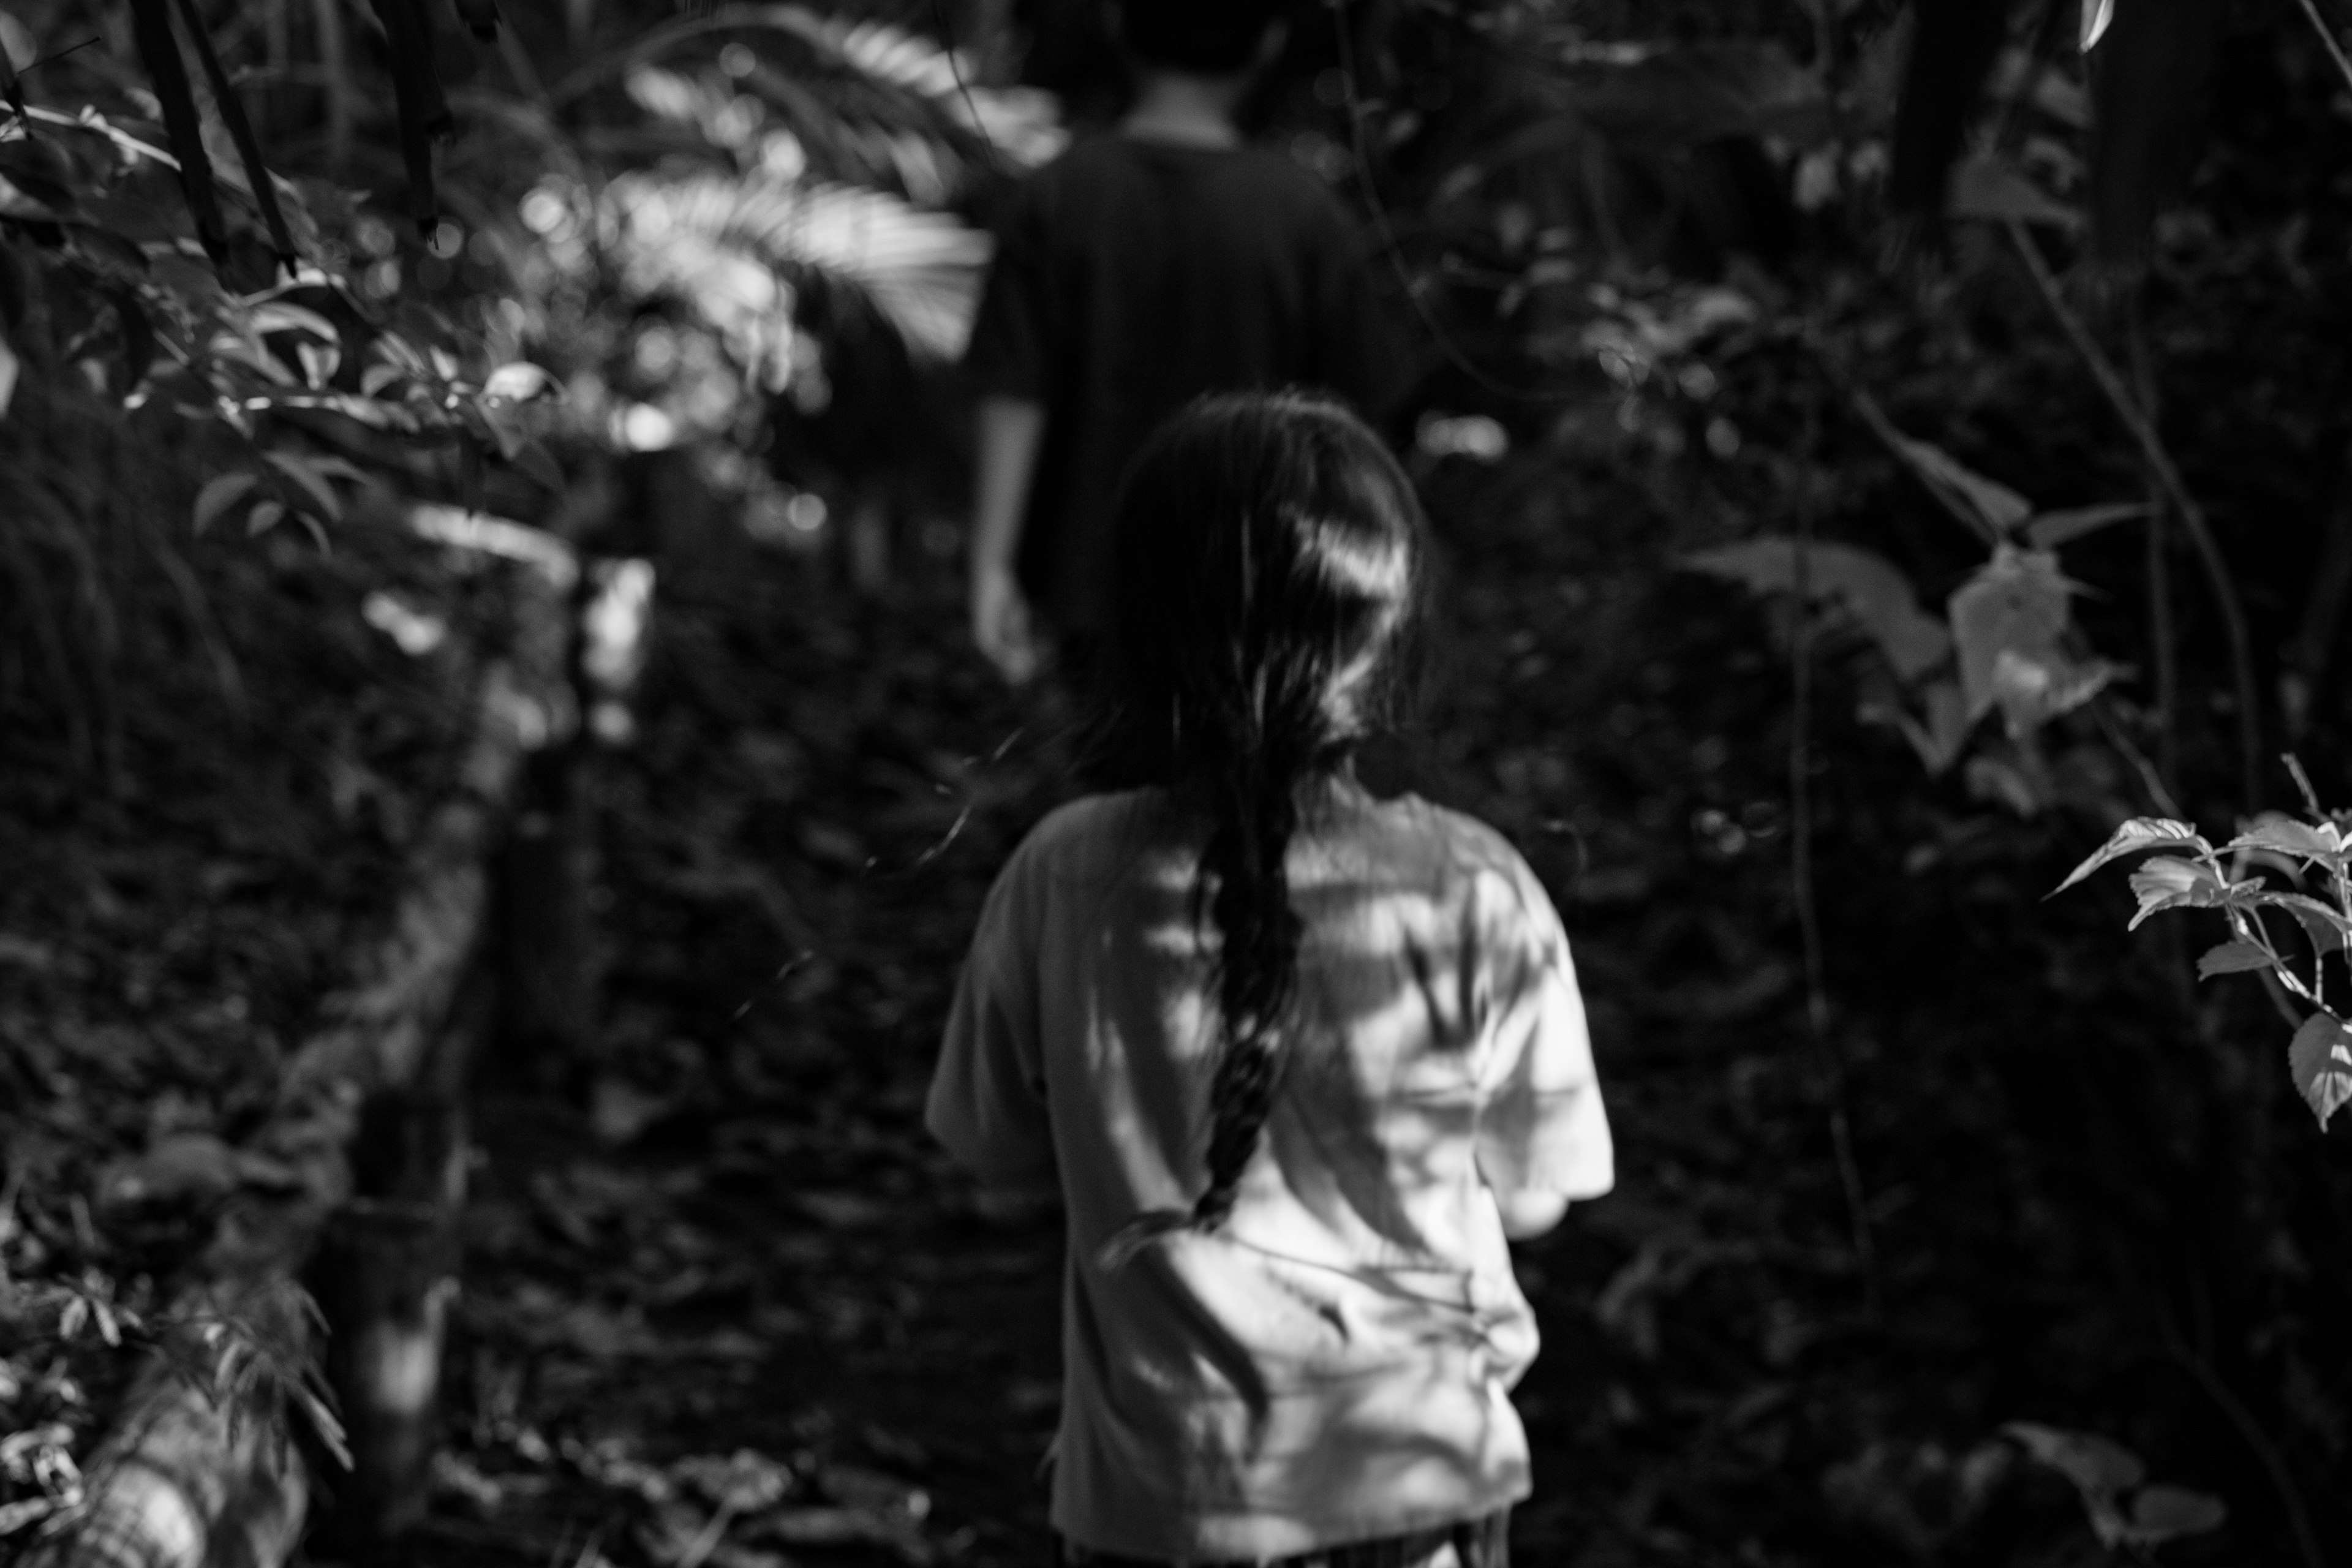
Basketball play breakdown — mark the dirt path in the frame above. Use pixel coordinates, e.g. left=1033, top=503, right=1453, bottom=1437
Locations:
left=419, top=459, right=2093, bottom=1568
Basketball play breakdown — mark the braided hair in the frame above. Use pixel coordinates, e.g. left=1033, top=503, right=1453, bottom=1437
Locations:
left=1091, top=393, right=1424, bottom=1258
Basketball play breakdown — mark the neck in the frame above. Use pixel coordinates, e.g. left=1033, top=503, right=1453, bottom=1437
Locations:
left=1120, top=71, right=1247, bottom=148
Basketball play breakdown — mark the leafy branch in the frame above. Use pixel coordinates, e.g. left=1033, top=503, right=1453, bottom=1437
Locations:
left=2055, top=782, right=2352, bottom=1129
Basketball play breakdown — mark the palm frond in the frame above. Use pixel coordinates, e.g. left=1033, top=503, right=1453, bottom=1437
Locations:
left=603, top=171, right=992, bottom=361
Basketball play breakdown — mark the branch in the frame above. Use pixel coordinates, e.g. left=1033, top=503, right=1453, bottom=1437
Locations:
left=2291, top=0, right=2352, bottom=95
left=2006, top=220, right=2264, bottom=809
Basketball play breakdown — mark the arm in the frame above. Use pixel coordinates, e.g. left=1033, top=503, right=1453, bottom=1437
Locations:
left=1493, top=1186, right=1572, bottom=1242
left=971, top=397, right=1046, bottom=683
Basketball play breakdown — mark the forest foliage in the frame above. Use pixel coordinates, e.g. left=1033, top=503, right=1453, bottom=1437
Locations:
left=4, top=0, right=2352, bottom=1561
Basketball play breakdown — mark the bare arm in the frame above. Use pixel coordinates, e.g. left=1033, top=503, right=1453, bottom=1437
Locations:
left=971, top=397, right=1046, bottom=682
left=1495, top=1188, right=1572, bottom=1241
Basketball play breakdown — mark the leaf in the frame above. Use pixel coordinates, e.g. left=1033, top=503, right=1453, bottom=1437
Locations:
left=1948, top=154, right=2080, bottom=231
left=264, top=450, right=344, bottom=523
left=2223, top=813, right=2342, bottom=862
left=1948, top=546, right=2076, bottom=725
left=367, top=0, right=453, bottom=232
left=193, top=472, right=258, bottom=532
left=1683, top=539, right=1952, bottom=679
left=1890, top=434, right=2034, bottom=535
left=2286, top=1014, right=2352, bottom=1129
left=296, top=341, right=340, bottom=390
left=511, top=438, right=565, bottom=492
left=170, top=0, right=296, bottom=264
left=1987, top=646, right=2117, bottom=734
left=2196, top=941, right=2271, bottom=979
left=483, top=361, right=554, bottom=400
left=2124, top=855, right=2230, bottom=930
left=2254, top=892, right=2352, bottom=959
left=2026, top=502, right=2150, bottom=550
left=0, top=10, right=26, bottom=134
left=246, top=302, right=340, bottom=341
left=247, top=498, right=287, bottom=535
left=2082, top=0, right=2118, bottom=50
left=0, top=330, right=16, bottom=421
left=126, top=0, right=228, bottom=263
left=2003, top=1421, right=2144, bottom=1495
left=2112, top=1485, right=2225, bottom=1547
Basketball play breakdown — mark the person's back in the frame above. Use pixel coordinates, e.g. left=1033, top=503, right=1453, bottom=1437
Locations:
left=963, top=1, right=1401, bottom=680
left=929, top=395, right=1611, bottom=1567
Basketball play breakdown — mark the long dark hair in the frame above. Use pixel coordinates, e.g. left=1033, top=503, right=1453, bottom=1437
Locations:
left=1091, top=391, right=1425, bottom=1255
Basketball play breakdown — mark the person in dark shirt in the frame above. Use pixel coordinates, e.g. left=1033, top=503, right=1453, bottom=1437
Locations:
left=962, top=0, right=1402, bottom=684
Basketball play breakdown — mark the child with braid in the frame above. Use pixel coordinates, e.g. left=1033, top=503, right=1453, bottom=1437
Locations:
left=927, top=393, right=1612, bottom=1568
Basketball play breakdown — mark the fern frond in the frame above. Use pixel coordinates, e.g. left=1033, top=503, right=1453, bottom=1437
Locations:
left=604, top=172, right=991, bottom=360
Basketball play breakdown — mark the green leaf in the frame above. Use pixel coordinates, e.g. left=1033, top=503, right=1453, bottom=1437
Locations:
left=2254, top=892, right=2352, bottom=959
left=483, top=361, right=553, bottom=401
left=246, top=302, right=340, bottom=342
left=2081, top=0, right=2117, bottom=50
left=2111, top=1486, right=2225, bottom=1548
left=1949, top=546, right=2082, bottom=729
left=510, top=438, right=565, bottom=492
left=2051, top=817, right=2207, bottom=896
left=170, top=0, right=296, bottom=263
left=2025, top=502, right=2149, bottom=550
left=194, top=472, right=258, bottom=532
left=2125, top=856, right=2233, bottom=930
left=2286, top=1014, right=2352, bottom=1129
left=246, top=498, right=286, bottom=535
left=1891, top=435, right=2034, bottom=535
left=126, top=0, right=228, bottom=262
left=2003, top=1421, right=2144, bottom=1495
left=263, top=451, right=344, bottom=523
left=1948, top=154, right=2079, bottom=231
left=2223, top=813, right=2342, bottom=862
left=1683, top=538, right=1952, bottom=680
left=2196, top=940, right=2271, bottom=980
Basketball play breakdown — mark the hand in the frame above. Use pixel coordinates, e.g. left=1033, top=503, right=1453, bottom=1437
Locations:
left=972, top=560, right=1042, bottom=685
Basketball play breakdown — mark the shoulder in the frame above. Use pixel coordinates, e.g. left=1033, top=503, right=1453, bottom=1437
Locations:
left=1021, top=133, right=1145, bottom=196
left=1357, top=795, right=1561, bottom=929
left=1228, top=146, right=1356, bottom=221
left=1001, top=790, right=1165, bottom=884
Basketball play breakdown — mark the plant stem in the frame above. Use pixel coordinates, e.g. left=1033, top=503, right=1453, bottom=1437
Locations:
left=2291, top=0, right=2352, bottom=93
left=2126, top=309, right=2181, bottom=798
left=2008, top=221, right=2263, bottom=809
left=1789, top=388, right=1881, bottom=1319
left=2169, top=1335, right=2328, bottom=1568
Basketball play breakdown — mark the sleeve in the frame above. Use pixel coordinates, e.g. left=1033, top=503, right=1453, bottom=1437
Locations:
left=960, top=175, right=1050, bottom=401
left=925, top=853, right=1060, bottom=1191
left=1473, top=860, right=1614, bottom=1200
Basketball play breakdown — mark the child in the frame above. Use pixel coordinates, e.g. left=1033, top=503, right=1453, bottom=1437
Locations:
left=962, top=0, right=1403, bottom=685
left=927, top=394, right=1612, bottom=1567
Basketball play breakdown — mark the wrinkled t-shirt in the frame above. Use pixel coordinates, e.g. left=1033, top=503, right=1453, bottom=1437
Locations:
left=962, top=136, right=1404, bottom=633
left=926, top=786, right=1612, bottom=1561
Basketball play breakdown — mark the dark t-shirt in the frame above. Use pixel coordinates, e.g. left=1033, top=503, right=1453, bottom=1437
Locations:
left=963, top=135, right=1404, bottom=633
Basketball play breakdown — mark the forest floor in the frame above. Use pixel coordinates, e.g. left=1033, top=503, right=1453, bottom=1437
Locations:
left=403, top=448, right=2132, bottom=1568
left=7, top=440, right=2292, bottom=1567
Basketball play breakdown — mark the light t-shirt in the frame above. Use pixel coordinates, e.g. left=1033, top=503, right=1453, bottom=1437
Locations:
left=925, top=785, right=1612, bottom=1561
